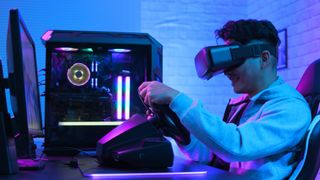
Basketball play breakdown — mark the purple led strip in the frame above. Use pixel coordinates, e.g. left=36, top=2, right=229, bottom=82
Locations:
left=85, top=171, right=207, bottom=177
left=41, top=30, right=53, bottom=41
left=108, top=48, right=131, bottom=53
left=55, top=47, right=78, bottom=51
left=116, top=75, right=131, bottom=120
left=117, top=76, right=123, bottom=119
left=125, top=76, right=130, bottom=120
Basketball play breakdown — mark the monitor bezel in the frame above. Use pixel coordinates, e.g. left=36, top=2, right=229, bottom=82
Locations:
left=7, top=9, right=43, bottom=157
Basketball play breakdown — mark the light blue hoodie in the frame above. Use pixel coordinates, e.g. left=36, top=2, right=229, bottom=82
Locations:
left=169, top=77, right=311, bottom=179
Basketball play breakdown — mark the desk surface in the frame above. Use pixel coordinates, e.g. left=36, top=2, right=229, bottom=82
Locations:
left=0, top=155, right=251, bottom=180
left=0, top=139, right=252, bottom=179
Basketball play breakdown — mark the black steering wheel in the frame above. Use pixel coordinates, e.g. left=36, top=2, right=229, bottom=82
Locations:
left=145, top=104, right=191, bottom=145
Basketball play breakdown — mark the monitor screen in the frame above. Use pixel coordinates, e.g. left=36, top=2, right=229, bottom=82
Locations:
left=20, top=17, right=42, bottom=134
left=0, top=61, right=9, bottom=119
left=7, top=9, right=43, bottom=158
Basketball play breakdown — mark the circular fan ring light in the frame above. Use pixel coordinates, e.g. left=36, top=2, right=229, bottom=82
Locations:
left=67, top=63, right=91, bottom=86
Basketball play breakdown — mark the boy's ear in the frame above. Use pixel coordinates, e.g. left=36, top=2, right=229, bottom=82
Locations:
left=261, top=50, right=271, bottom=68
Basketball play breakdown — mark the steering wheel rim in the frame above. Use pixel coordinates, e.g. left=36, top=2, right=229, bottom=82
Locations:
left=152, top=104, right=191, bottom=145
left=139, top=94, right=190, bottom=145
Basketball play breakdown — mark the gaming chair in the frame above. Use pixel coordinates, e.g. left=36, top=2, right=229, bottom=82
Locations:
left=290, top=59, right=320, bottom=179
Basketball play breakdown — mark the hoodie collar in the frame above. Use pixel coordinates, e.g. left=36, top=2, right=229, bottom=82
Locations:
left=229, top=77, right=286, bottom=105
left=250, top=76, right=284, bottom=102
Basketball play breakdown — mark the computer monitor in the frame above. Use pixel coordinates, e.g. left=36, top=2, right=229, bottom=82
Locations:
left=0, top=60, right=18, bottom=174
left=0, top=60, right=10, bottom=128
left=6, top=9, right=43, bottom=159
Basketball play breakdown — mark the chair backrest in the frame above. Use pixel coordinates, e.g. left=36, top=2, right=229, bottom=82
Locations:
left=296, top=59, right=320, bottom=118
left=290, top=59, right=320, bottom=179
left=290, top=115, right=320, bottom=180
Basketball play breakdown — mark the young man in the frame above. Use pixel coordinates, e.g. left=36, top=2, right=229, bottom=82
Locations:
left=138, top=19, right=311, bottom=179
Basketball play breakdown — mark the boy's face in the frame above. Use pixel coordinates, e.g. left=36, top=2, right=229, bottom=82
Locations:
left=223, top=40, right=265, bottom=96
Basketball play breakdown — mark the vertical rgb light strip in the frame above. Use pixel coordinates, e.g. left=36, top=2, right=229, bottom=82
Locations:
left=91, top=62, right=94, bottom=72
left=117, top=76, right=123, bottom=119
left=125, top=76, right=130, bottom=120
left=91, top=62, right=94, bottom=88
left=94, top=62, right=98, bottom=88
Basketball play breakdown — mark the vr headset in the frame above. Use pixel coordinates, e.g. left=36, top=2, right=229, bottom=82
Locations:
left=194, top=43, right=277, bottom=80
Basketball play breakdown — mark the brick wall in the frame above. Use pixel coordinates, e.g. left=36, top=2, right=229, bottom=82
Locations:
left=247, top=0, right=320, bottom=87
left=141, top=0, right=320, bottom=115
left=247, top=0, right=320, bottom=178
left=140, top=0, right=320, bottom=173
left=141, top=0, right=247, bottom=116
left=140, top=0, right=247, bottom=158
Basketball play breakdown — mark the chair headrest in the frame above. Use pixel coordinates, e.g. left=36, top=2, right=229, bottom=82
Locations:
left=296, top=59, right=320, bottom=96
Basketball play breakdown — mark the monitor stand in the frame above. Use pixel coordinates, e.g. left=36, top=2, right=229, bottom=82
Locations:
left=0, top=118, right=45, bottom=171
left=0, top=60, right=44, bottom=172
left=17, top=159, right=45, bottom=170
left=0, top=112, right=18, bottom=174
left=17, top=136, right=45, bottom=170
left=0, top=60, right=18, bottom=174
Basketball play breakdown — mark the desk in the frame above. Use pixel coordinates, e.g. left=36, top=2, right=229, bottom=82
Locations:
left=0, top=138, right=254, bottom=179
left=0, top=155, right=251, bottom=180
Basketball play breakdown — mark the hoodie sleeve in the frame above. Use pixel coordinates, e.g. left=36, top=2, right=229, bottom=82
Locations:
left=176, top=134, right=214, bottom=163
left=169, top=93, right=311, bottom=162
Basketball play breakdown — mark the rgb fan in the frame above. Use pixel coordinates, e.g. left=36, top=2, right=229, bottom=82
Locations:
left=67, top=63, right=91, bottom=86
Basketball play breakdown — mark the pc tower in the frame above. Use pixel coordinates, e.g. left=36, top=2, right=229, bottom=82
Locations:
left=42, top=30, right=162, bottom=153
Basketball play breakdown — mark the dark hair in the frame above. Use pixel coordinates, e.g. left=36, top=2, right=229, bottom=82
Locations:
left=215, top=19, right=280, bottom=47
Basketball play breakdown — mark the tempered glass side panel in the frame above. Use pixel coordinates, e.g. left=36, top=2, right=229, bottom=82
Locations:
left=48, top=45, right=148, bottom=122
